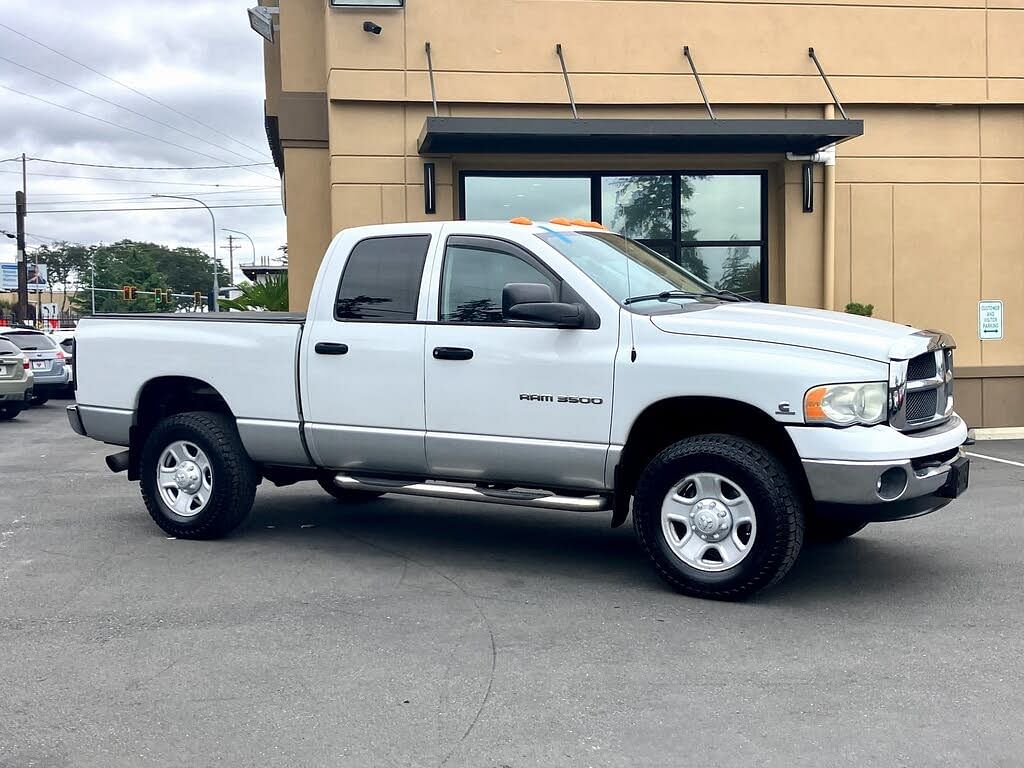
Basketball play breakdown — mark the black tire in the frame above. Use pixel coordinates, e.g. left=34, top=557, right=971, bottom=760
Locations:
left=805, top=515, right=868, bottom=543
left=632, top=434, right=804, bottom=601
left=29, top=395, right=48, bottom=406
left=140, top=411, right=257, bottom=539
left=317, top=475, right=384, bottom=502
left=0, top=405, right=22, bottom=421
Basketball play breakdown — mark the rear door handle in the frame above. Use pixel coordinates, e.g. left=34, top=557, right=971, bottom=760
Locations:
left=433, top=346, right=473, bottom=361
left=315, top=342, right=349, bottom=355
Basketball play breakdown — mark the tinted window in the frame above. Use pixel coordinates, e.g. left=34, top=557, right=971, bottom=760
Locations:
left=0, top=339, right=20, bottom=355
left=335, top=235, right=430, bottom=322
left=464, top=176, right=590, bottom=222
left=441, top=242, right=555, bottom=323
left=3, top=332, right=56, bottom=351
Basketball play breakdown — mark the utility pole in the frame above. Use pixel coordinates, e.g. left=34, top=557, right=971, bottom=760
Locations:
left=15, top=191, right=28, bottom=324
left=15, top=153, right=29, bottom=324
left=151, top=195, right=219, bottom=312
left=220, top=235, right=240, bottom=287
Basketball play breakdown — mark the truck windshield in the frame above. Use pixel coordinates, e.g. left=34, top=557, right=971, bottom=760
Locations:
left=535, top=230, right=727, bottom=307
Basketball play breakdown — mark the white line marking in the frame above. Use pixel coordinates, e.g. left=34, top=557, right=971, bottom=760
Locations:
left=966, top=451, right=1024, bottom=469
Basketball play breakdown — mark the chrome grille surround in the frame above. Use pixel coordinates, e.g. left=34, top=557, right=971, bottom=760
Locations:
left=888, top=331, right=955, bottom=432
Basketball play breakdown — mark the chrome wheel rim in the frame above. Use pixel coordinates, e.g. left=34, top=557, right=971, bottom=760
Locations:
left=661, top=472, right=757, bottom=572
left=157, top=440, right=213, bottom=518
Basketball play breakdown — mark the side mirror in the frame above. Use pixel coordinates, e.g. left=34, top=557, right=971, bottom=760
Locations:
left=502, top=283, right=585, bottom=328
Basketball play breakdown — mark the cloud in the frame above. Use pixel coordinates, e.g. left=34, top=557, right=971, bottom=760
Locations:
left=0, top=0, right=284, bottom=283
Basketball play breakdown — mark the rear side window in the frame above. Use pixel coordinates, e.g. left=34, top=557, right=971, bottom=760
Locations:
left=0, top=339, right=20, bottom=355
left=3, top=332, right=55, bottom=351
left=335, top=235, right=431, bottom=322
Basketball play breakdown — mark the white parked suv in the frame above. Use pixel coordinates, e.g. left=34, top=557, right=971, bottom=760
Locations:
left=68, top=219, right=970, bottom=599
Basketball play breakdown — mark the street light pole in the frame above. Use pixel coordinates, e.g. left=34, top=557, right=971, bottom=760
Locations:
left=152, top=195, right=219, bottom=312
left=222, top=228, right=257, bottom=269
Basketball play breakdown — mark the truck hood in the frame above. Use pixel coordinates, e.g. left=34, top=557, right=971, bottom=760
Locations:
left=649, top=303, right=920, bottom=362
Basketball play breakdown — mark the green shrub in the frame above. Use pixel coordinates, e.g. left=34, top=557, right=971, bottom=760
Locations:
left=845, top=302, right=874, bottom=317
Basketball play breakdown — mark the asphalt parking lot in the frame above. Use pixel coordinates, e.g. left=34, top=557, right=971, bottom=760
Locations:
left=2, top=404, right=1023, bottom=768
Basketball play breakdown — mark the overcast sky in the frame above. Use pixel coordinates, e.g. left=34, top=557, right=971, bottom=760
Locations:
left=0, top=0, right=284, bottom=284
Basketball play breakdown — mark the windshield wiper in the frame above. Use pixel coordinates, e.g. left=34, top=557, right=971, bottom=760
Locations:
left=623, top=290, right=742, bottom=306
left=712, top=288, right=754, bottom=302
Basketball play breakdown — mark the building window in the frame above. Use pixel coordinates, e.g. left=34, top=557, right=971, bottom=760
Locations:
left=461, top=171, right=767, bottom=301
left=463, top=176, right=590, bottom=223
left=335, top=235, right=430, bottom=322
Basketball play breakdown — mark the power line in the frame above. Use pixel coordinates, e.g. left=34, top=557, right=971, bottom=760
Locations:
left=20, top=188, right=281, bottom=202
left=0, top=54, right=276, bottom=177
left=0, top=167, right=274, bottom=187
left=0, top=21, right=269, bottom=159
left=0, top=84, right=277, bottom=178
left=0, top=203, right=280, bottom=214
left=23, top=157, right=274, bottom=171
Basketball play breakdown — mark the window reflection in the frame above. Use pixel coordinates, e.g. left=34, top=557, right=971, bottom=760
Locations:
left=682, top=245, right=762, bottom=299
left=464, top=176, right=590, bottom=222
left=681, top=175, right=761, bottom=242
left=601, top=175, right=672, bottom=239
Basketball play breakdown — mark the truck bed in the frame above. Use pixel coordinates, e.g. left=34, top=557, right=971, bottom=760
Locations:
left=95, top=311, right=306, bottom=324
left=74, top=314, right=310, bottom=465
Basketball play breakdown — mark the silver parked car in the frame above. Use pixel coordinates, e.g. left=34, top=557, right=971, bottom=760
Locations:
left=0, top=336, right=33, bottom=420
left=0, top=328, right=69, bottom=406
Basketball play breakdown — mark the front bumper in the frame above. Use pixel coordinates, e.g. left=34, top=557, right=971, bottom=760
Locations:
left=792, top=414, right=970, bottom=522
left=803, top=450, right=968, bottom=521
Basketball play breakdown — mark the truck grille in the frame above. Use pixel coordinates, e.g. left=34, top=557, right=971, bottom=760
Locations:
left=894, top=349, right=954, bottom=431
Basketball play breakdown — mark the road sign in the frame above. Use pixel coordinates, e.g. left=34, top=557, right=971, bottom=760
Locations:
left=979, top=300, right=1003, bottom=340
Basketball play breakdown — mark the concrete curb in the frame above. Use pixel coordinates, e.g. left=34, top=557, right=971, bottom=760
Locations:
left=969, top=427, right=1024, bottom=441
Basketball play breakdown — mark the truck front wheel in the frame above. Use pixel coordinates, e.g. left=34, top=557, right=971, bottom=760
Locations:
left=139, top=412, right=257, bottom=539
left=632, top=434, right=804, bottom=600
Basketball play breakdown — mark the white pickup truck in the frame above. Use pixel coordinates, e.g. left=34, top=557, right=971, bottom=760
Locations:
left=68, top=219, right=970, bottom=599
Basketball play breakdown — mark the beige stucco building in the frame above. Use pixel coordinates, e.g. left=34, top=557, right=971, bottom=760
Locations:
left=257, top=0, right=1024, bottom=428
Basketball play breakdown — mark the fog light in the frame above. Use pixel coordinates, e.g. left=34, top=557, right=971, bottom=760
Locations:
left=877, top=467, right=908, bottom=501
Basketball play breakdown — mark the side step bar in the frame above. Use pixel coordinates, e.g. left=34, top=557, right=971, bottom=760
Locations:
left=334, top=474, right=611, bottom=512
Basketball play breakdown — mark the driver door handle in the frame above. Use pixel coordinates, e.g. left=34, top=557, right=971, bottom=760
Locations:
left=315, top=342, right=349, bottom=355
left=433, top=346, right=473, bottom=361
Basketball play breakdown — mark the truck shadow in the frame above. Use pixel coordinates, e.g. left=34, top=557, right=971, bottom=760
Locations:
left=246, top=487, right=963, bottom=607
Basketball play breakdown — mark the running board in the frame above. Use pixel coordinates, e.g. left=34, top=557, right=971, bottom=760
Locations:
left=333, top=474, right=611, bottom=512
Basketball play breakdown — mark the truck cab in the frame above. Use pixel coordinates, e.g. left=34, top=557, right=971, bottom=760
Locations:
left=68, top=219, right=970, bottom=600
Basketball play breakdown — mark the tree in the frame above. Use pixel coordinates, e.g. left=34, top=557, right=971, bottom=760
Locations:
left=69, top=240, right=228, bottom=315
left=30, top=242, right=90, bottom=310
left=610, top=175, right=710, bottom=282
left=716, top=241, right=760, bottom=299
left=219, top=274, right=289, bottom=311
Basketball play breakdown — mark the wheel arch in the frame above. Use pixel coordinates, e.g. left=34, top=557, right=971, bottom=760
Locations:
left=129, top=376, right=236, bottom=480
left=613, top=396, right=809, bottom=527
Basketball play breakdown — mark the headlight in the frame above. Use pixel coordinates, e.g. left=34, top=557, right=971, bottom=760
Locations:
left=804, top=382, right=888, bottom=426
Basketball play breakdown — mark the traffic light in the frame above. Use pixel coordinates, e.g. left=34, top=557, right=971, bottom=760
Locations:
left=154, top=290, right=162, bottom=304
left=122, top=285, right=136, bottom=300
left=193, top=291, right=202, bottom=307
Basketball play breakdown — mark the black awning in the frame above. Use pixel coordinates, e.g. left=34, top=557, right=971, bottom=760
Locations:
left=418, top=116, right=863, bottom=155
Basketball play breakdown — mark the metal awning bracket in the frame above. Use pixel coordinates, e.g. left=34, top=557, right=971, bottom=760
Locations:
left=682, top=46, right=715, bottom=120
left=555, top=43, right=579, bottom=120
left=425, top=41, right=438, bottom=117
left=807, top=47, right=849, bottom=120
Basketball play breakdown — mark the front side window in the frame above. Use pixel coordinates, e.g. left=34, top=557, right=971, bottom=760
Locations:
left=440, top=242, right=555, bottom=323
left=335, top=235, right=430, bottom=322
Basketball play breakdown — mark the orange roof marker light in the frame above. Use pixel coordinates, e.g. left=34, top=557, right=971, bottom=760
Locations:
left=549, top=217, right=573, bottom=226
left=509, top=216, right=533, bottom=225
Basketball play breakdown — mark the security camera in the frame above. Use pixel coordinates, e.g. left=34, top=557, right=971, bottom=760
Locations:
left=363, top=21, right=382, bottom=35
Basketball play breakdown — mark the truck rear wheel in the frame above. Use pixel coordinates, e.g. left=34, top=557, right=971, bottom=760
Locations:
left=140, top=412, right=257, bottom=539
left=632, top=434, right=804, bottom=600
